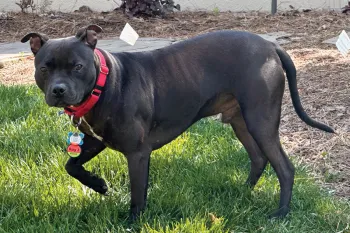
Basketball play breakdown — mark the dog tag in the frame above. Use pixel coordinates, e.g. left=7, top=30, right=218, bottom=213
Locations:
left=66, top=132, right=84, bottom=157
left=58, top=110, right=65, bottom=116
left=119, top=23, right=139, bottom=46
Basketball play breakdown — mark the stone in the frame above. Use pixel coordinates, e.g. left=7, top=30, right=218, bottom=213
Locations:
left=257, top=31, right=292, bottom=45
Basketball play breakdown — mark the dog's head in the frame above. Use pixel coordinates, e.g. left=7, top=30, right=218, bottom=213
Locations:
left=21, top=25, right=103, bottom=107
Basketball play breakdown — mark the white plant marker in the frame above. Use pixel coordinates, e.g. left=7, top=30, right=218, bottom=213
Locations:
left=119, top=23, right=139, bottom=46
left=336, top=30, right=350, bottom=57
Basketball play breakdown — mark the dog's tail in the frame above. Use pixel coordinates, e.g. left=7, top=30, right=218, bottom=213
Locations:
left=275, top=45, right=335, bottom=133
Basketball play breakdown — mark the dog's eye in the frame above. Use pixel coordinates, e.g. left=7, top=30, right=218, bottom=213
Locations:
left=74, top=64, right=83, bottom=71
left=40, top=67, right=48, bottom=72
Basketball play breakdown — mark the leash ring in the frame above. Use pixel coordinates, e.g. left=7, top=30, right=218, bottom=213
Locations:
left=70, top=115, right=82, bottom=127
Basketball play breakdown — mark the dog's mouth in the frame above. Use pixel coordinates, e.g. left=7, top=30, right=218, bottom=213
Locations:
left=44, top=82, right=91, bottom=108
left=46, top=95, right=82, bottom=108
left=47, top=99, right=71, bottom=108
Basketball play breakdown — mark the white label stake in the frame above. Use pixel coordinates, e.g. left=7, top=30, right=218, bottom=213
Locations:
left=336, top=30, right=350, bottom=57
left=119, top=23, right=139, bottom=46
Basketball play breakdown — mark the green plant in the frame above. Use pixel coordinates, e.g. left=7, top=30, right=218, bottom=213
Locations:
left=213, top=6, right=220, bottom=15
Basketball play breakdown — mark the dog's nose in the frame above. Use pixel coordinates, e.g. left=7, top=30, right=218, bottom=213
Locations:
left=52, top=84, right=67, bottom=97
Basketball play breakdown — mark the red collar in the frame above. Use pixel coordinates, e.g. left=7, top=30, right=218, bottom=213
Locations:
left=64, top=48, right=109, bottom=118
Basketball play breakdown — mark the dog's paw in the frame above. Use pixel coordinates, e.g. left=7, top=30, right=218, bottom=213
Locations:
left=128, top=212, right=138, bottom=223
left=128, top=210, right=142, bottom=224
left=90, top=177, right=108, bottom=194
left=95, top=184, right=108, bottom=195
left=268, top=206, right=290, bottom=219
left=128, top=205, right=144, bottom=223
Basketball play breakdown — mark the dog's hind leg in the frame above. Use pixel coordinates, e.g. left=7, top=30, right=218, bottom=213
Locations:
left=239, top=88, right=295, bottom=218
left=226, top=104, right=268, bottom=187
left=65, top=134, right=108, bottom=195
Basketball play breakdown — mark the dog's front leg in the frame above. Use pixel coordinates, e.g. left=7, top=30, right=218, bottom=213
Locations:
left=126, top=146, right=152, bottom=222
left=65, top=134, right=108, bottom=194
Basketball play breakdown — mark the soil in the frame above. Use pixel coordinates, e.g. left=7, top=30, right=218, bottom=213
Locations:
left=0, top=10, right=349, bottom=199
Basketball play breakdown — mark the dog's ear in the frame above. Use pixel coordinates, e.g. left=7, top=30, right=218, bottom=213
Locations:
left=76, top=24, right=103, bottom=49
left=21, top=33, right=49, bottom=55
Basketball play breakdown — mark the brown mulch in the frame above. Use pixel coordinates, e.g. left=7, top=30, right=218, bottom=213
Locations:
left=0, top=10, right=349, bottom=199
left=281, top=49, right=350, bottom=198
left=0, top=57, right=34, bottom=85
left=1, top=10, right=350, bottom=49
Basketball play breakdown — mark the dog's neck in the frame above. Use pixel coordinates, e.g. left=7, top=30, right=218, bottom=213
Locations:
left=78, top=50, right=124, bottom=141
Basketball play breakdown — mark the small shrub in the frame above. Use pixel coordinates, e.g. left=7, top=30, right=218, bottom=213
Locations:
left=15, top=0, right=53, bottom=13
left=119, top=0, right=180, bottom=17
left=15, top=0, right=36, bottom=13
left=213, top=6, right=219, bottom=15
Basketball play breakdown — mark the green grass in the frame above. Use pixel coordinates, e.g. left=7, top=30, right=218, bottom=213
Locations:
left=0, top=84, right=349, bottom=232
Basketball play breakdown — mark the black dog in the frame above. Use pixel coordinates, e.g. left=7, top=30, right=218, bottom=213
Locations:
left=21, top=25, right=334, bottom=220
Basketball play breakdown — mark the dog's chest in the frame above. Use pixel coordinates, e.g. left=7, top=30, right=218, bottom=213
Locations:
left=80, top=117, right=104, bottom=142
left=79, top=117, right=124, bottom=151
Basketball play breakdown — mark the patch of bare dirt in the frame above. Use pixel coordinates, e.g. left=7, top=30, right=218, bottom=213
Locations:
left=0, top=10, right=349, bottom=199
left=0, top=57, right=34, bottom=85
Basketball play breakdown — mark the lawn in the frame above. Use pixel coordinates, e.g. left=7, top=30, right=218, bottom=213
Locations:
left=0, top=84, right=349, bottom=232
